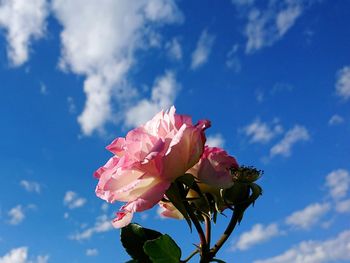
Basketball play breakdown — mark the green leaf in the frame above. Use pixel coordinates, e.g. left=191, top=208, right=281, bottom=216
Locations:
left=165, top=183, right=192, bottom=229
left=249, top=183, right=263, bottom=204
left=177, top=173, right=195, bottom=187
left=223, top=183, right=249, bottom=206
left=180, top=173, right=204, bottom=197
left=121, top=223, right=162, bottom=262
left=144, top=234, right=181, bottom=263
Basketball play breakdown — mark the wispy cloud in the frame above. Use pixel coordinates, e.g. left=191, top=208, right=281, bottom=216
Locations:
left=191, top=30, right=215, bottom=70
left=7, top=204, right=37, bottom=225
left=243, top=119, right=283, bottom=144
left=237, top=1, right=308, bottom=53
left=335, top=199, right=350, bottom=213
left=125, top=71, right=180, bottom=127
left=40, top=82, right=48, bottom=95
left=231, top=223, right=281, bottom=251
left=270, top=125, right=309, bottom=157
left=0, top=247, right=49, bottom=263
left=20, top=180, right=41, bottom=194
left=69, top=215, right=113, bottom=241
left=325, top=169, right=350, bottom=200
left=52, top=0, right=183, bottom=135
left=328, top=114, right=344, bottom=126
left=8, top=205, right=25, bottom=225
left=206, top=134, right=225, bottom=148
left=165, top=38, right=182, bottom=61
left=226, top=44, right=241, bottom=73
left=335, top=66, right=350, bottom=100
left=0, top=0, right=48, bottom=66
left=67, top=96, right=76, bottom=114
left=101, top=203, right=109, bottom=213
left=86, top=248, right=98, bottom=256
left=254, top=230, right=350, bottom=263
left=285, top=203, right=330, bottom=230
left=228, top=170, right=349, bottom=255
left=63, top=191, right=86, bottom=209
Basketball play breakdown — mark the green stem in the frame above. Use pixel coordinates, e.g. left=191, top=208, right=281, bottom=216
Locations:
left=184, top=201, right=207, bottom=248
left=182, top=200, right=209, bottom=262
left=204, top=215, right=211, bottom=248
left=209, top=211, right=240, bottom=259
left=181, top=249, right=199, bottom=263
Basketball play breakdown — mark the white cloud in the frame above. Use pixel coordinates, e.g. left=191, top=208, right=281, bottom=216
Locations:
left=244, top=119, right=283, bottom=144
left=20, top=180, right=41, bottom=194
left=254, top=230, right=350, bottom=263
left=63, top=191, right=86, bottom=209
left=244, top=1, right=304, bottom=53
left=100, top=203, right=109, bottom=213
left=52, top=0, right=183, bottom=135
left=67, top=96, right=76, bottom=114
left=0, top=247, right=48, bottom=263
left=190, top=30, right=215, bottom=70
left=226, top=57, right=241, bottom=73
left=125, top=71, right=180, bottom=127
left=86, top=248, right=98, bottom=257
left=285, top=203, right=330, bottom=230
left=325, top=169, right=350, bottom=200
left=34, top=255, right=49, bottom=263
left=336, top=199, right=350, bottom=213
left=0, top=247, right=27, bottom=263
left=328, top=114, right=344, bottom=126
left=165, top=38, right=182, bottom=61
left=232, top=223, right=281, bottom=251
left=335, top=66, right=350, bottom=100
left=206, top=134, right=225, bottom=148
left=0, top=0, right=48, bottom=66
left=143, top=0, right=183, bottom=23
left=39, top=83, right=48, bottom=95
left=270, top=125, right=309, bottom=157
left=226, top=44, right=241, bottom=73
left=276, top=4, right=302, bottom=36
left=69, top=215, right=113, bottom=241
left=8, top=205, right=25, bottom=225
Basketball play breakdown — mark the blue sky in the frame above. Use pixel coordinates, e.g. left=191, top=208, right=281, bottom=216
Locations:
left=1, top=0, right=350, bottom=262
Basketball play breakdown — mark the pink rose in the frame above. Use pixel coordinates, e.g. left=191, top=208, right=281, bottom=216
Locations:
left=94, top=106, right=210, bottom=228
left=160, top=147, right=239, bottom=218
left=188, top=146, right=238, bottom=189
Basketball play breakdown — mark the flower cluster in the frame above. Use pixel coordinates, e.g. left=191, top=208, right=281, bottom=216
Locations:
left=94, top=106, right=260, bottom=229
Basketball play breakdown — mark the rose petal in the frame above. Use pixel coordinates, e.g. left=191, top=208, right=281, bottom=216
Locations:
left=112, top=211, right=133, bottom=228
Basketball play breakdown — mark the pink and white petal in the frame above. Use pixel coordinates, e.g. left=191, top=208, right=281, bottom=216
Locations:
left=125, top=129, right=161, bottom=161
left=93, top=156, right=120, bottom=179
left=163, top=125, right=205, bottom=180
left=142, top=138, right=165, bottom=163
left=198, top=158, right=234, bottom=189
left=123, top=180, right=171, bottom=212
left=143, top=110, right=165, bottom=136
left=158, top=202, right=184, bottom=219
left=100, top=169, right=146, bottom=202
left=106, top=137, right=126, bottom=156
left=112, top=210, right=133, bottom=228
